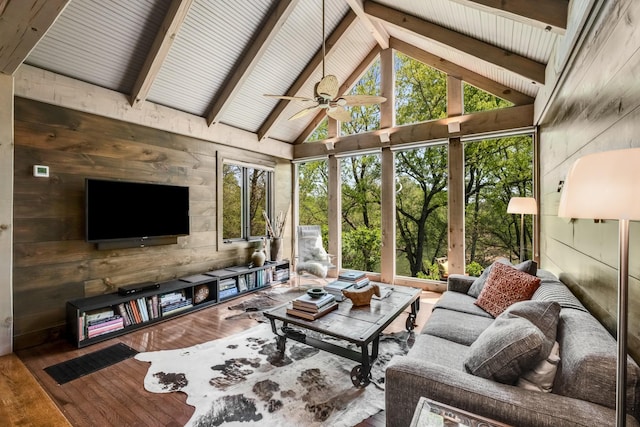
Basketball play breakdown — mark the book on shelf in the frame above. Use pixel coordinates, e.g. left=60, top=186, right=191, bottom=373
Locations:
left=238, top=275, right=248, bottom=292
left=136, top=298, right=149, bottom=322
left=128, top=300, right=141, bottom=323
left=219, top=278, right=237, bottom=291
left=161, top=298, right=193, bottom=315
left=219, top=287, right=239, bottom=299
left=87, top=316, right=124, bottom=338
left=286, top=301, right=338, bottom=320
left=116, top=303, right=131, bottom=327
left=292, top=293, right=336, bottom=312
left=85, top=309, right=115, bottom=324
left=87, top=315, right=122, bottom=329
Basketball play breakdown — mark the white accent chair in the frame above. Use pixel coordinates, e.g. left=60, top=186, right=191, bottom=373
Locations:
left=295, top=225, right=335, bottom=286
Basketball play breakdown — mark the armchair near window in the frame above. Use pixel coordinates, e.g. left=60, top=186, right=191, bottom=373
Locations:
left=295, top=225, right=336, bottom=282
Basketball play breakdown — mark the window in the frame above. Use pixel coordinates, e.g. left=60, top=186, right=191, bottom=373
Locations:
left=221, top=160, right=273, bottom=242
left=464, top=134, right=534, bottom=268
left=395, top=144, right=449, bottom=280
left=341, top=153, right=382, bottom=273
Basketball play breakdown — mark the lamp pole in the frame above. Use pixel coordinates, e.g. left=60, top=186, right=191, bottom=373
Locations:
left=617, top=218, right=629, bottom=426
left=519, top=213, right=525, bottom=262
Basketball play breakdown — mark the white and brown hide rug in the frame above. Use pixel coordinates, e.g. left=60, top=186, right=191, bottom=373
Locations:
left=135, top=323, right=412, bottom=427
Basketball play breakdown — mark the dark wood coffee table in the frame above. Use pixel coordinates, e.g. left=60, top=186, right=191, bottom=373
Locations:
left=263, top=284, right=421, bottom=388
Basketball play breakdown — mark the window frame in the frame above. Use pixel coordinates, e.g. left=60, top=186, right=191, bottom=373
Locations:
left=217, top=156, right=275, bottom=249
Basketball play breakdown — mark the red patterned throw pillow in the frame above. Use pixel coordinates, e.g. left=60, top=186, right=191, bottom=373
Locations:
left=475, top=262, right=541, bottom=317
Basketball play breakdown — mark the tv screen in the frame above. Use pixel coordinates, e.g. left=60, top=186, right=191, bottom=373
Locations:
left=86, top=178, right=190, bottom=243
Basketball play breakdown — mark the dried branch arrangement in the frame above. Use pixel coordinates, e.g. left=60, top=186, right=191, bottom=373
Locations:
left=263, top=210, right=288, bottom=238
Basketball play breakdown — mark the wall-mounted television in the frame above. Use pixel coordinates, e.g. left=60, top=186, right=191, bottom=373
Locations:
left=86, top=178, right=189, bottom=248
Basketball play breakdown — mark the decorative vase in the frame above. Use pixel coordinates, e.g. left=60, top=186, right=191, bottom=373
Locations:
left=270, top=237, right=282, bottom=261
left=252, top=245, right=266, bottom=267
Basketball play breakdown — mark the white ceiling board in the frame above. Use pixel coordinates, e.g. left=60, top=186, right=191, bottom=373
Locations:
left=373, top=0, right=557, bottom=63
left=267, top=20, right=379, bottom=142
left=25, top=0, right=170, bottom=93
left=146, top=0, right=273, bottom=116
left=386, top=26, right=539, bottom=98
left=220, top=0, right=353, bottom=135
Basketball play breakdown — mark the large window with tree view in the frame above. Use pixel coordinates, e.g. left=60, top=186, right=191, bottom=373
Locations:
left=298, top=51, right=533, bottom=279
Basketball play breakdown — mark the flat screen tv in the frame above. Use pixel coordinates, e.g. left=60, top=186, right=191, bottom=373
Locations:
left=86, top=178, right=189, bottom=244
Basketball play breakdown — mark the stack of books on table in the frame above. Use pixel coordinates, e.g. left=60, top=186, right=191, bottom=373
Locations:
left=286, top=293, right=338, bottom=321
left=325, top=280, right=354, bottom=301
left=338, top=270, right=370, bottom=289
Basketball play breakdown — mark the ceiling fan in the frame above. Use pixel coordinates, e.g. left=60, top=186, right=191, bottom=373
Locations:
left=264, top=0, right=386, bottom=122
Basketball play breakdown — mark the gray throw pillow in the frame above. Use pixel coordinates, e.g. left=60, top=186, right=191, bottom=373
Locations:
left=464, top=300, right=560, bottom=384
left=468, top=259, right=537, bottom=298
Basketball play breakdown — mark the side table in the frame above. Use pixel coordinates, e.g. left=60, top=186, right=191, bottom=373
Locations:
left=410, top=397, right=511, bottom=427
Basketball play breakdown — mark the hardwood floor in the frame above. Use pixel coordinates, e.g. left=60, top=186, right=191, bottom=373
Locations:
left=12, top=285, right=438, bottom=427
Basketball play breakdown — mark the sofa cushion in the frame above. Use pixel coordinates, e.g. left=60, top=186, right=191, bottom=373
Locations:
left=410, top=334, right=470, bottom=370
left=432, top=291, right=493, bottom=318
left=468, top=259, right=537, bottom=297
left=475, top=262, right=541, bottom=317
left=532, top=281, right=587, bottom=312
left=555, top=309, right=640, bottom=414
left=517, top=341, right=560, bottom=392
left=464, top=300, right=560, bottom=384
left=422, top=307, right=494, bottom=346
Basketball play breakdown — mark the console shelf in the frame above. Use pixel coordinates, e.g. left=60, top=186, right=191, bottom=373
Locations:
left=66, top=260, right=290, bottom=347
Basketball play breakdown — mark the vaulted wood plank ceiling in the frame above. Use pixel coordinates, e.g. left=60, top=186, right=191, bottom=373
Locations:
left=1, top=0, right=572, bottom=146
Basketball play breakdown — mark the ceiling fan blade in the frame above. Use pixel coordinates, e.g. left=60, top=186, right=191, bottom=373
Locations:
left=327, top=106, right=352, bottom=122
left=338, top=95, right=387, bottom=107
left=316, top=75, right=339, bottom=100
left=289, top=105, right=320, bottom=121
left=264, top=94, right=315, bottom=103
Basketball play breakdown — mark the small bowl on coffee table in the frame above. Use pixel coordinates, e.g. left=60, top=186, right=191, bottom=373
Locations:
left=307, top=288, right=326, bottom=299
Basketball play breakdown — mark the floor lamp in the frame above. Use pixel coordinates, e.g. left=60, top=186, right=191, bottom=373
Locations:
left=507, top=197, right=537, bottom=262
left=558, top=148, right=640, bottom=427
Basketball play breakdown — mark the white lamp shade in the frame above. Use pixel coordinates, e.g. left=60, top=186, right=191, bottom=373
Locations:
left=507, top=197, right=537, bottom=215
left=558, top=148, right=640, bottom=220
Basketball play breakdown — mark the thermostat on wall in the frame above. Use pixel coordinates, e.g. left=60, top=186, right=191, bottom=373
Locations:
left=33, top=165, right=50, bottom=177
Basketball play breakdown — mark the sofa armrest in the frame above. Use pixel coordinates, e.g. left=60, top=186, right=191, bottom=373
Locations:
left=385, top=356, right=639, bottom=427
left=447, top=274, right=476, bottom=293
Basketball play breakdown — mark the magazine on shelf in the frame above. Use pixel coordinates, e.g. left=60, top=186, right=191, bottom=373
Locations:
left=286, top=301, right=338, bottom=320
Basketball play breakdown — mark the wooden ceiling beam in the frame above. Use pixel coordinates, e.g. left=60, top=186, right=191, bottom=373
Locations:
left=0, top=0, right=70, bottom=75
left=206, top=0, right=297, bottom=126
left=390, top=38, right=534, bottom=106
left=364, top=1, right=546, bottom=85
left=295, top=45, right=382, bottom=144
left=448, top=0, right=568, bottom=34
left=345, top=0, right=389, bottom=49
left=129, top=0, right=194, bottom=108
left=258, top=10, right=358, bottom=141
left=294, top=104, right=534, bottom=159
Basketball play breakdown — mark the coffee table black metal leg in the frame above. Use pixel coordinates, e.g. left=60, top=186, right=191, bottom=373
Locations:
left=268, top=318, right=287, bottom=354
left=406, top=298, right=420, bottom=331
left=351, top=342, right=372, bottom=388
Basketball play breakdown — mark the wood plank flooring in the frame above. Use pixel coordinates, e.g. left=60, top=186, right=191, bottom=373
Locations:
left=10, top=284, right=438, bottom=427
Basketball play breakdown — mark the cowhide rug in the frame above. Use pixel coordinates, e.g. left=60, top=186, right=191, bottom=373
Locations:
left=135, top=323, right=412, bottom=427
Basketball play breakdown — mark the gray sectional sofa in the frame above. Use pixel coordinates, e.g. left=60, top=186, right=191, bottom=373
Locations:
left=386, top=266, right=640, bottom=426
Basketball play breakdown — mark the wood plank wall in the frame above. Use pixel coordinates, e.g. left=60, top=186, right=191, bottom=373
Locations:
left=539, top=0, right=640, bottom=361
left=12, top=98, right=291, bottom=350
